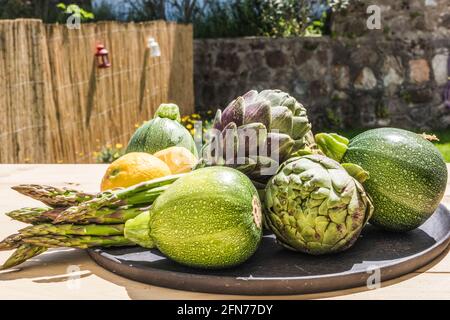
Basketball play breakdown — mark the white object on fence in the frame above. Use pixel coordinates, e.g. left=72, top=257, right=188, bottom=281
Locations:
left=147, top=37, right=161, bottom=57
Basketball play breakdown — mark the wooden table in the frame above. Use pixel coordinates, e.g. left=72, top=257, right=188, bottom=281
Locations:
left=1, top=164, right=450, bottom=300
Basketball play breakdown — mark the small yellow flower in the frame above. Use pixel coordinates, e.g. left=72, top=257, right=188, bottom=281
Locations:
left=190, top=129, right=195, bottom=135
left=134, top=123, right=140, bottom=128
left=115, top=143, right=123, bottom=149
left=79, top=152, right=84, bottom=156
left=186, top=124, right=193, bottom=129
left=207, top=110, right=213, bottom=115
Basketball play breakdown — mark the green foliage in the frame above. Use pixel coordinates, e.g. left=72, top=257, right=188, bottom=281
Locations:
left=95, top=144, right=125, bottom=164
left=328, top=0, right=352, bottom=12
left=0, top=0, right=355, bottom=39
left=193, top=0, right=357, bottom=38
left=194, top=0, right=324, bottom=38
left=305, top=11, right=328, bottom=37
left=181, top=111, right=214, bottom=137
left=0, top=0, right=33, bottom=19
left=0, top=0, right=94, bottom=22
left=409, top=11, right=423, bottom=19
left=435, top=143, right=450, bottom=162
left=401, top=91, right=413, bottom=104
left=325, top=107, right=342, bottom=128
left=258, top=0, right=308, bottom=37
left=193, top=0, right=261, bottom=38
left=375, top=103, right=389, bottom=119
left=56, top=3, right=95, bottom=22
left=432, top=131, right=450, bottom=162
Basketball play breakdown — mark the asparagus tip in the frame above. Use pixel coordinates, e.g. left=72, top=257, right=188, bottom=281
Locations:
left=51, top=216, right=66, bottom=224
left=11, top=184, right=36, bottom=192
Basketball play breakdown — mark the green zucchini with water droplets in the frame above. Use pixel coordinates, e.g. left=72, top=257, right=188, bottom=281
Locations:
left=125, top=167, right=263, bottom=268
left=316, top=128, right=448, bottom=232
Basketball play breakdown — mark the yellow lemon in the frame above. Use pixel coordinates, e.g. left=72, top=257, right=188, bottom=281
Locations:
left=101, top=152, right=171, bottom=191
left=154, top=147, right=198, bottom=174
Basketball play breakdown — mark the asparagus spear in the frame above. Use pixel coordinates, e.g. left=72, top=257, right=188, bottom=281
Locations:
left=5, top=205, right=145, bottom=225
left=5, top=207, right=64, bottom=224
left=22, top=235, right=134, bottom=249
left=53, top=206, right=147, bottom=224
left=1, top=222, right=129, bottom=250
left=18, top=223, right=125, bottom=237
left=124, top=186, right=170, bottom=205
left=1, top=235, right=131, bottom=270
left=0, top=244, right=47, bottom=270
left=11, top=184, right=94, bottom=207
left=0, top=234, right=22, bottom=251
left=53, top=174, right=184, bottom=223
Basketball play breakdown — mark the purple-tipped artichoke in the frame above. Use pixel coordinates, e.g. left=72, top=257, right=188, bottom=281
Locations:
left=198, top=89, right=316, bottom=183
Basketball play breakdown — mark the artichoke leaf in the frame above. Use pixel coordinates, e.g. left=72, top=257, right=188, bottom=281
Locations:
left=271, top=106, right=293, bottom=135
left=262, top=133, right=295, bottom=163
left=291, top=117, right=312, bottom=140
left=237, top=123, right=267, bottom=158
left=221, top=122, right=239, bottom=161
left=213, top=109, right=223, bottom=131
left=243, top=100, right=272, bottom=130
left=221, top=97, right=245, bottom=127
left=242, top=89, right=259, bottom=103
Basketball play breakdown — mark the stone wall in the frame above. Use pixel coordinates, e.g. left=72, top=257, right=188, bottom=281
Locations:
left=331, top=0, right=449, bottom=39
left=194, top=0, right=450, bottom=131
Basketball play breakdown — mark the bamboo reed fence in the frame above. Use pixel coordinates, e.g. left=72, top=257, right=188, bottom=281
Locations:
left=0, top=19, right=194, bottom=163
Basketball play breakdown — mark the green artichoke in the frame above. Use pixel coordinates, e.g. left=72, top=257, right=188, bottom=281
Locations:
left=265, top=154, right=374, bottom=255
left=198, top=89, right=316, bottom=183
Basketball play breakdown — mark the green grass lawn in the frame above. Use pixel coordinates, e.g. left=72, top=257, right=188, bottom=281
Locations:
left=433, top=132, right=450, bottom=162
left=333, top=129, right=450, bottom=163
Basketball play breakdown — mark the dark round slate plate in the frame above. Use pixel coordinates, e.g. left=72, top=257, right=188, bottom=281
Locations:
left=88, top=204, right=450, bottom=295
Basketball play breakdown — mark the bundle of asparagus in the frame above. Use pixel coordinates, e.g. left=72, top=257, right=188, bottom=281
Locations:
left=0, top=174, right=184, bottom=270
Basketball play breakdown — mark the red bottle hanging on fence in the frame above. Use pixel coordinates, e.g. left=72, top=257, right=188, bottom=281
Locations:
left=95, top=44, right=111, bottom=69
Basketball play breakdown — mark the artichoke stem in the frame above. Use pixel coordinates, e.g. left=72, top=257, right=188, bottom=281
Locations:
left=291, top=147, right=313, bottom=157
left=341, top=163, right=370, bottom=184
left=124, top=211, right=155, bottom=248
left=154, top=103, right=181, bottom=122
left=314, top=133, right=349, bottom=162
